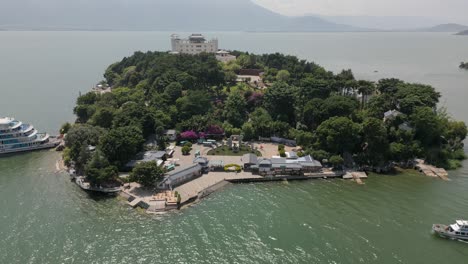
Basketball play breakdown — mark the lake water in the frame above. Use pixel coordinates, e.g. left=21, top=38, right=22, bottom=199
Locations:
left=1, top=31, right=468, bottom=263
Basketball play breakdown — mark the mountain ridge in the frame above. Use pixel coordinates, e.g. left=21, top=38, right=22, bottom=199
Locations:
left=0, top=0, right=362, bottom=32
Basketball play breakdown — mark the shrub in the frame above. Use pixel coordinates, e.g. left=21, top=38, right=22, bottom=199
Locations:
left=329, top=155, right=344, bottom=169
left=279, top=149, right=286, bottom=157
left=184, top=142, right=193, bottom=148
left=224, top=164, right=242, bottom=172
left=182, top=145, right=191, bottom=155
left=278, top=144, right=285, bottom=151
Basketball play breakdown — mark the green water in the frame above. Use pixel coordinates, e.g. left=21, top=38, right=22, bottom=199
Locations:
left=1, top=31, right=468, bottom=263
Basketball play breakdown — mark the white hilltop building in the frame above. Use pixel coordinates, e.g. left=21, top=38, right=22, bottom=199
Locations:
left=171, top=33, right=218, bottom=55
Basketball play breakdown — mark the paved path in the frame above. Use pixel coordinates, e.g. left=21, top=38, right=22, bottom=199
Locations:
left=175, top=171, right=262, bottom=203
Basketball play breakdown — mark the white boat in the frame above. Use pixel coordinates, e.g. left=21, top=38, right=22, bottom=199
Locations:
left=432, top=220, right=468, bottom=240
left=75, top=176, right=121, bottom=194
left=0, top=117, right=60, bottom=155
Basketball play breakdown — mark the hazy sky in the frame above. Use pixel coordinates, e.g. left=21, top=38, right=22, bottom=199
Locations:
left=253, top=0, right=468, bottom=22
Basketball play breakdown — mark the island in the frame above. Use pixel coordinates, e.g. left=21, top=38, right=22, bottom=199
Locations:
left=460, top=62, right=468, bottom=70
left=455, top=30, right=468, bottom=35
left=61, top=50, right=467, bottom=212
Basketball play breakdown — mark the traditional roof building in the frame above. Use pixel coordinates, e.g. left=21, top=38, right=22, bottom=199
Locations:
left=216, top=50, right=236, bottom=63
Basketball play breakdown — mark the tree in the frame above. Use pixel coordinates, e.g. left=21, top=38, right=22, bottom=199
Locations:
left=329, top=155, right=344, bottom=169
left=316, top=117, right=361, bottom=154
left=224, top=92, right=248, bottom=127
left=396, top=84, right=440, bottom=109
left=410, top=107, right=443, bottom=147
left=276, top=70, right=290, bottom=82
left=85, top=150, right=118, bottom=184
left=303, top=98, right=325, bottom=129
left=322, top=95, right=359, bottom=119
left=65, top=124, right=105, bottom=170
left=130, top=161, right=165, bottom=187
left=294, top=130, right=314, bottom=147
left=241, top=122, right=255, bottom=141
left=356, top=80, right=375, bottom=108
left=89, top=107, right=115, bottom=129
left=112, top=102, right=157, bottom=138
left=182, top=145, right=191, bottom=155
left=361, top=118, right=389, bottom=165
left=60, top=122, right=72, bottom=134
left=99, top=126, right=144, bottom=167
left=377, top=78, right=404, bottom=95
left=164, top=82, right=183, bottom=102
left=263, top=82, right=296, bottom=124
left=250, top=108, right=273, bottom=137
left=176, top=90, right=212, bottom=121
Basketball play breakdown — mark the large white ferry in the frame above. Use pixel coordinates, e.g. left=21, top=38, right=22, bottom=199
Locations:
left=0, top=117, right=60, bottom=155
left=432, top=220, right=468, bottom=240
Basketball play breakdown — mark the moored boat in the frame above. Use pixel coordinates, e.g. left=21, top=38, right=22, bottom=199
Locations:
left=432, top=220, right=468, bottom=240
left=75, top=176, right=121, bottom=194
left=0, top=117, right=60, bottom=155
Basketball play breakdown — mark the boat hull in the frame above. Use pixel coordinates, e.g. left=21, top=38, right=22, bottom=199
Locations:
left=0, top=141, right=60, bottom=156
left=432, top=224, right=468, bottom=240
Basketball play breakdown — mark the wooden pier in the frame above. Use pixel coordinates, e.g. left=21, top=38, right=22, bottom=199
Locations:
left=415, top=159, right=449, bottom=181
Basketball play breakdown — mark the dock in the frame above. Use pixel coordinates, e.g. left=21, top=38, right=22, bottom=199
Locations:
left=343, top=171, right=367, bottom=185
left=415, top=159, right=449, bottom=181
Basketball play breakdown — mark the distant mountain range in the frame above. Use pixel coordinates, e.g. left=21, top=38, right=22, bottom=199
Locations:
left=0, top=0, right=360, bottom=32
left=0, top=0, right=466, bottom=33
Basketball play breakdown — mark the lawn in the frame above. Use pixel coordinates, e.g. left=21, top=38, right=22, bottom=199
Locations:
left=207, top=145, right=262, bottom=156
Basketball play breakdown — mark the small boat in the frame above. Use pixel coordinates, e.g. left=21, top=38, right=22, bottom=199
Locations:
left=432, top=220, right=468, bottom=240
left=75, top=176, right=121, bottom=194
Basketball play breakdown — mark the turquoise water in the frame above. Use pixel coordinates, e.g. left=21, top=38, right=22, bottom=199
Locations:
left=1, top=31, right=468, bottom=263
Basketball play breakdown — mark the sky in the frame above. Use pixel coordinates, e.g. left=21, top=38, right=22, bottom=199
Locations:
left=252, top=0, right=468, bottom=23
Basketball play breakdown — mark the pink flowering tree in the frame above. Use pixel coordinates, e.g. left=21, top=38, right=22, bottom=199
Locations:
left=180, top=130, right=198, bottom=140
left=205, top=125, right=224, bottom=135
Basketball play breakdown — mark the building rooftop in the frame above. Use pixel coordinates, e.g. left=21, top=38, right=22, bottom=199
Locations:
left=162, top=164, right=202, bottom=184
left=242, top=153, right=258, bottom=164
left=164, top=129, right=176, bottom=135
left=271, top=158, right=287, bottom=164
left=125, top=151, right=167, bottom=168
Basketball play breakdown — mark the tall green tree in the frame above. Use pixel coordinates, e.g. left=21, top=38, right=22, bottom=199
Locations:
left=224, top=92, right=247, bottom=128
left=130, top=161, right=165, bottom=187
left=99, top=126, right=144, bottom=167
left=263, top=82, right=296, bottom=124
left=316, top=117, right=361, bottom=154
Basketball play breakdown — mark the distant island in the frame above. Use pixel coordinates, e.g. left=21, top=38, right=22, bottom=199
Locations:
left=419, top=23, right=468, bottom=32
left=461, top=62, right=468, bottom=70
left=62, top=47, right=467, bottom=190
left=456, top=30, right=468, bottom=35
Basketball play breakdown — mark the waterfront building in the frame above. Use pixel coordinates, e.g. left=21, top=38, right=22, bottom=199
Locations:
left=158, top=163, right=203, bottom=189
left=0, top=117, right=59, bottom=155
left=171, top=34, right=218, bottom=54
left=252, top=155, right=322, bottom=175
left=242, top=153, right=258, bottom=170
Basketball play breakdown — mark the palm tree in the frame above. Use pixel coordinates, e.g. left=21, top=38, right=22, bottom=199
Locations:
left=357, top=80, right=375, bottom=109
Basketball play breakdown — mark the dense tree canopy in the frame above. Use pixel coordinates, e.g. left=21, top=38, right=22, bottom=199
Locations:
left=64, top=50, right=467, bottom=182
left=130, top=161, right=165, bottom=187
